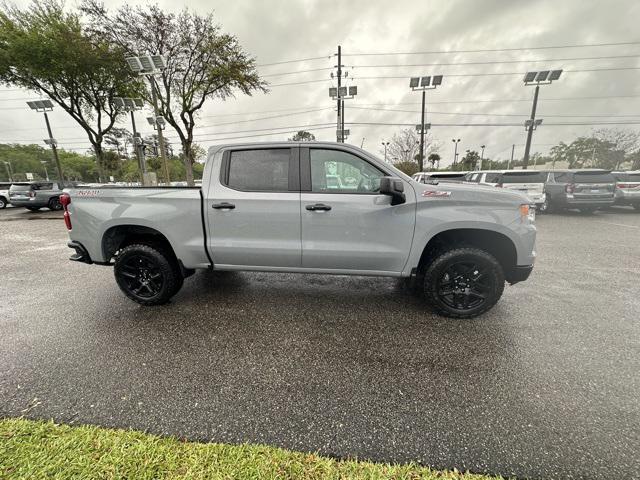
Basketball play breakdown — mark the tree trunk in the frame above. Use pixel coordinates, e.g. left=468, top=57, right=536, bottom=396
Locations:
left=94, top=143, right=106, bottom=183
left=182, top=141, right=195, bottom=187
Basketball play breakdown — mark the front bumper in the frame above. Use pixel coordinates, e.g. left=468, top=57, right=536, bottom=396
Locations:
left=506, top=265, right=534, bottom=284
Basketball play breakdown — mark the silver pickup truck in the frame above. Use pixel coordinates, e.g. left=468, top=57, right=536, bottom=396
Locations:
left=61, top=142, right=536, bottom=318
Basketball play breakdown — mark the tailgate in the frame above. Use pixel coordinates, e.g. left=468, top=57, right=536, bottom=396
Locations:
left=573, top=182, right=615, bottom=199
left=502, top=183, right=544, bottom=196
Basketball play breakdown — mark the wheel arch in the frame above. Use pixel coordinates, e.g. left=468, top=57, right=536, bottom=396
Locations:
left=102, top=224, right=179, bottom=267
left=417, top=228, right=518, bottom=281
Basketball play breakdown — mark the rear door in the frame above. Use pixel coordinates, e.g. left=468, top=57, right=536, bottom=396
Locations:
left=299, top=146, right=415, bottom=273
left=572, top=171, right=615, bottom=200
left=206, top=147, right=301, bottom=268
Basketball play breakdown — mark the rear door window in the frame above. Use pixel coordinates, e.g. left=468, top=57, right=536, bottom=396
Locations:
left=501, top=172, right=545, bottom=183
left=552, top=172, right=571, bottom=183
left=484, top=173, right=501, bottom=183
left=224, top=149, right=291, bottom=192
left=574, top=172, right=615, bottom=184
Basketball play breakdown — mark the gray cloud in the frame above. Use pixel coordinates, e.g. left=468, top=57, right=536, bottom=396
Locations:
left=1, top=0, right=639, bottom=165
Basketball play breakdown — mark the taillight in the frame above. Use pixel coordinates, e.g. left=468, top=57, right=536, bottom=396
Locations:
left=496, top=183, right=503, bottom=188
left=565, top=183, right=575, bottom=194
left=29, top=190, right=36, bottom=198
left=60, top=193, right=72, bottom=230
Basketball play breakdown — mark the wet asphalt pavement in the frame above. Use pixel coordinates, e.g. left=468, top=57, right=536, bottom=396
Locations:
left=1, top=207, right=639, bottom=479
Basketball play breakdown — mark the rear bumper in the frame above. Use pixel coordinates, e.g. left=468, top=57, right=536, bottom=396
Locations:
left=563, top=196, right=615, bottom=208
left=615, top=191, right=640, bottom=205
left=68, top=241, right=92, bottom=264
left=10, top=198, right=47, bottom=208
left=506, top=265, right=533, bottom=284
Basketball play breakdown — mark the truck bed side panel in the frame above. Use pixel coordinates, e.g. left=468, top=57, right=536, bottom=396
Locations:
left=66, top=188, right=210, bottom=269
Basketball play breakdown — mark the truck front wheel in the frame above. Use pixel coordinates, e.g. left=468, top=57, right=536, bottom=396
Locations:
left=114, top=244, right=182, bottom=306
left=423, top=247, right=505, bottom=319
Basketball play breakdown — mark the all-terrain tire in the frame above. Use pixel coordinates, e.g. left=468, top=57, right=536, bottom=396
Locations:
left=423, top=246, right=505, bottom=319
left=114, top=244, right=182, bottom=306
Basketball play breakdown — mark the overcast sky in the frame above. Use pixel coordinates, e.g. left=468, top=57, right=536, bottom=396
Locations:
left=1, top=0, right=640, bottom=166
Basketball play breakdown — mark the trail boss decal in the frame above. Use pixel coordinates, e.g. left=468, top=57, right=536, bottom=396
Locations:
left=422, top=190, right=452, bottom=198
left=76, top=190, right=101, bottom=197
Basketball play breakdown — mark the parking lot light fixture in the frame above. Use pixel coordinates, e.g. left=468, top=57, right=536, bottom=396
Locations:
left=114, top=97, right=147, bottom=181
left=522, top=69, right=562, bottom=169
left=125, top=55, right=171, bottom=183
left=451, top=138, right=461, bottom=166
left=409, top=75, right=443, bottom=172
left=27, top=100, right=64, bottom=187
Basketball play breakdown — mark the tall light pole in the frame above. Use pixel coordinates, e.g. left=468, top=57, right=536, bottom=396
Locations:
left=452, top=138, right=460, bottom=166
left=125, top=55, right=171, bottom=183
left=479, top=144, right=486, bottom=170
left=3, top=161, right=13, bottom=182
left=410, top=75, right=442, bottom=172
left=329, top=84, right=358, bottom=143
left=381, top=141, right=390, bottom=162
left=26, top=100, right=64, bottom=187
left=114, top=97, right=146, bottom=184
left=522, top=69, right=562, bottom=169
left=40, top=161, right=49, bottom=181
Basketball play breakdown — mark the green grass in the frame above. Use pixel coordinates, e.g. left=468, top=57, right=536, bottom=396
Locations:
left=0, top=418, right=503, bottom=480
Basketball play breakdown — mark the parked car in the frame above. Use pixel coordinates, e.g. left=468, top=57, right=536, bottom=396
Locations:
left=612, top=171, right=640, bottom=211
left=412, top=171, right=468, bottom=184
left=541, top=169, right=616, bottom=213
left=496, top=171, right=548, bottom=212
left=0, top=182, right=11, bottom=209
left=463, top=170, right=504, bottom=187
left=8, top=181, right=64, bottom=211
left=62, top=142, right=536, bottom=319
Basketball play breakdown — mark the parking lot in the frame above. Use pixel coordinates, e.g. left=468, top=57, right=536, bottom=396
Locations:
left=1, top=207, right=639, bottom=479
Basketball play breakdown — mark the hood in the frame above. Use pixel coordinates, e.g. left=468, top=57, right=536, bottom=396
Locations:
left=411, top=179, right=529, bottom=206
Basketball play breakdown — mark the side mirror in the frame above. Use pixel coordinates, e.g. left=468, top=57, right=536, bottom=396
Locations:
left=379, top=176, right=406, bottom=205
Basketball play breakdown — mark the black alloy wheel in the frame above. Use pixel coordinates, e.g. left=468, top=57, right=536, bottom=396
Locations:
left=117, top=254, right=165, bottom=299
left=423, top=247, right=505, bottom=319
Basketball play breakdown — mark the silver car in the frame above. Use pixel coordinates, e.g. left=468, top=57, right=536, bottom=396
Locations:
left=9, top=181, right=64, bottom=211
left=613, top=171, right=640, bottom=211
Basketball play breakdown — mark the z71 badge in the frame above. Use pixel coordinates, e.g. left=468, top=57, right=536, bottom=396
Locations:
left=422, top=190, right=452, bottom=197
left=76, top=190, right=101, bottom=197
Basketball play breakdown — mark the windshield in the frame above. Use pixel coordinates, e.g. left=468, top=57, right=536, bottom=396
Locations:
left=9, top=183, right=32, bottom=191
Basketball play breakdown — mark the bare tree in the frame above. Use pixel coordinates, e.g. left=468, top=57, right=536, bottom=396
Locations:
left=383, top=128, right=439, bottom=166
left=82, top=1, right=267, bottom=186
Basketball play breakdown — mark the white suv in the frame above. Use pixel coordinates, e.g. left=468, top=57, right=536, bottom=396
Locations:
left=0, top=182, right=11, bottom=209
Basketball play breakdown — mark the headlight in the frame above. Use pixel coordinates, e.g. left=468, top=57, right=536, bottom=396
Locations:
left=520, top=204, right=535, bottom=223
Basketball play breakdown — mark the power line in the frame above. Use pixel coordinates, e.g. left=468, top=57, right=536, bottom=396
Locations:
left=342, top=41, right=640, bottom=57
left=262, top=67, right=333, bottom=78
left=256, top=55, right=331, bottom=67
left=348, top=54, right=640, bottom=69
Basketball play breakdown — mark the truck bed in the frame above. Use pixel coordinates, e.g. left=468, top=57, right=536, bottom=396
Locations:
left=65, top=186, right=211, bottom=269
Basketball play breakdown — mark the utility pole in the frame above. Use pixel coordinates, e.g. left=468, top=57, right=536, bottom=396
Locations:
left=522, top=69, right=562, bottom=169
left=329, top=48, right=357, bottom=144
left=3, top=161, right=13, bottom=182
left=337, top=45, right=342, bottom=143
left=419, top=90, right=426, bottom=171
left=509, top=144, right=515, bottom=169
left=479, top=145, right=486, bottom=170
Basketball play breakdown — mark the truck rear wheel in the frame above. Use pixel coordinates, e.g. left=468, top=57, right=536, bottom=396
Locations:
left=114, top=244, right=182, bottom=306
left=423, top=247, right=505, bottom=319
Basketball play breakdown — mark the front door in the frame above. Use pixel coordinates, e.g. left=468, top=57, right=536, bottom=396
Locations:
left=299, top=147, right=415, bottom=273
left=207, top=147, right=301, bottom=268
